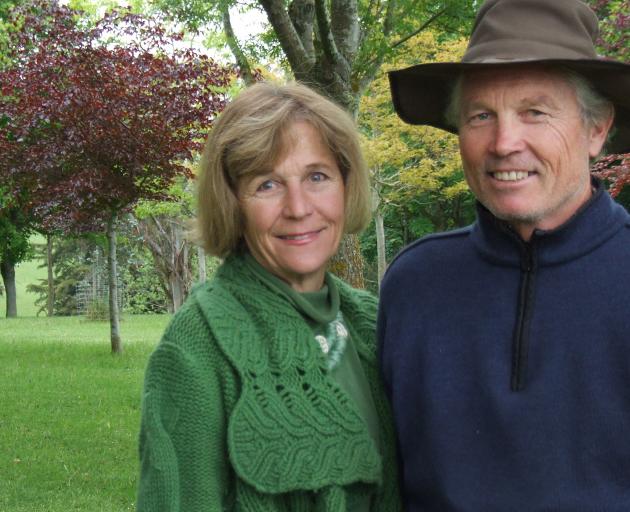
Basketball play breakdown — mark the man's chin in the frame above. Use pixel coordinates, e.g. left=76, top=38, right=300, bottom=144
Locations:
left=487, top=205, right=542, bottom=232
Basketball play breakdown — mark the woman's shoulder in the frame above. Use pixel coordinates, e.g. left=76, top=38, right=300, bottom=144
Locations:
left=153, top=279, right=234, bottom=359
left=159, top=269, right=278, bottom=368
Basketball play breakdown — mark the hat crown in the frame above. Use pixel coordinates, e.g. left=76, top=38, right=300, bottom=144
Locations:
left=464, top=0, right=600, bottom=63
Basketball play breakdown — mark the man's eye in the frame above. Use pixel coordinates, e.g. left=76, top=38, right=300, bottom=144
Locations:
left=527, top=109, right=547, bottom=117
left=467, top=112, right=492, bottom=124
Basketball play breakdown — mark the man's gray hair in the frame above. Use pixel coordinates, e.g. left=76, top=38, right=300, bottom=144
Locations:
left=445, top=67, right=614, bottom=132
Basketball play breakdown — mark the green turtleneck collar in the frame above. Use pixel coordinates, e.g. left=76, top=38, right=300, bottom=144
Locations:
left=243, top=252, right=340, bottom=325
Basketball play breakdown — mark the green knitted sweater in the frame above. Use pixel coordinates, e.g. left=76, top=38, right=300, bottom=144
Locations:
left=137, top=253, right=402, bottom=512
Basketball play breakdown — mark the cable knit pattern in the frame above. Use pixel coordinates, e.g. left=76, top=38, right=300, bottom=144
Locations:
left=137, top=253, right=402, bottom=512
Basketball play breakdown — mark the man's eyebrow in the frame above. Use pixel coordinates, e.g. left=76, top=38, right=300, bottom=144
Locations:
left=520, top=95, right=561, bottom=110
left=461, top=100, right=491, bottom=113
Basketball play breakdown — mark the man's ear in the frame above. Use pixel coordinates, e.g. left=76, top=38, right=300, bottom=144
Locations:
left=588, top=107, right=615, bottom=158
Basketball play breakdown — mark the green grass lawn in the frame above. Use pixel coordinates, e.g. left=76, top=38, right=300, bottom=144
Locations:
left=0, top=314, right=171, bottom=512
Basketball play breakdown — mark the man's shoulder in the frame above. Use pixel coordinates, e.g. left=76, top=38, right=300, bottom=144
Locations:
left=388, top=225, right=474, bottom=271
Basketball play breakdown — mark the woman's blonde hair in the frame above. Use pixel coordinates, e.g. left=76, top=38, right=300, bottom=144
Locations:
left=196, top=81, right=371, bottom=257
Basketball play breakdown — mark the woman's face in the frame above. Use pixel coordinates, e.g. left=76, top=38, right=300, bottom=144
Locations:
left=237, top=121, right=345, bottom=292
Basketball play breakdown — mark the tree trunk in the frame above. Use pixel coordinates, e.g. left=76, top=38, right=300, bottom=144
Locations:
left=46, top=234, right=54, bottom=317
left=170, top=273, right=186, bottom=312
left=375, top=209, right=387, bottom=289
left=329, top=234, right=364, bottom=289
left=197, top=245, right=207, bottom=283
left=0, top=259, right=17, bottom=318
left=135, top=215, right=193, bottom=312
left=106, top=213, right=122, bottom=354
left=170, top=222, right=189, bottom=312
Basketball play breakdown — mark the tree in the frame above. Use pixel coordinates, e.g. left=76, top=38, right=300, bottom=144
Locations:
left=588, top=0, right=629, bottom=203
left=0, top=0, right=20, bottom=64
left=157, top=0, right=473, bottom=113
left=0, top=0, right=233, bottom=351
left=0, top=195, right=32, bottom=317
left=27, top=234, right=95, bottom=316
left=592, top=153, right=630, bottom=200
left=360, top=30, right=474, bottom=286
left=589, top=0, right=629, bottom=62
left=133, top=179, right=197, bottom=313
left=0, top=0, right=32, bottom=318
left=153, top=0, right=475, bottom=287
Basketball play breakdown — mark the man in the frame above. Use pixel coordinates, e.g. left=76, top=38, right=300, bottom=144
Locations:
left=378, top=0, right=630, bottom=510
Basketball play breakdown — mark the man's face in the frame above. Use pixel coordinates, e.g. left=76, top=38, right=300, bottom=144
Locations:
left=458, top=66, right=611, bottom=239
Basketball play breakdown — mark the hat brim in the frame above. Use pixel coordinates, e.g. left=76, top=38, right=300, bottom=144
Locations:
left=389, top=59, right=630, bottom=155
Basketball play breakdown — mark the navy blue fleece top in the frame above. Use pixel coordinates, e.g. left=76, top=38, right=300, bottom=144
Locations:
left=378, top=181, right=630, bottom=511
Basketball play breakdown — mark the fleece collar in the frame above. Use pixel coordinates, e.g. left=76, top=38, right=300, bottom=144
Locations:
left=470, top=178, right=630, bottom=267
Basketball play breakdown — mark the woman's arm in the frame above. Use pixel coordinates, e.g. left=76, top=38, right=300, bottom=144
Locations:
left=137, top=320, right=232, bottom=511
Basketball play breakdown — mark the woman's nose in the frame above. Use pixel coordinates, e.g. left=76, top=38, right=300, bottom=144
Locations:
left=283, top=183, right=313, bottom=218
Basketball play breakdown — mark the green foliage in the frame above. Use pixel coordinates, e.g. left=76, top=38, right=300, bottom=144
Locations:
left=0, top=234, right=45, bottom=315
left=0, top=208, right=32, bottom=267
left=586, top=0, right=630, bottom=199
left=26, top=236, right=93, bottom=316
left=0, top=0, right=19, bottom=65
left=359, top=29, right=476, bottom=270
left=27, top=222, right=169, bottom=316
left=134, top=177, right=194, bottom=219
left=588, top=0, right=629, bottom=61
left=152, top=0, right=475, bottom=107
left=123, top=249, right=169, bottom=314
left=0, top=188, right=32, bottom=268
left=0, top=314, right=170, bottom=512
left=614, top=183, right=630, bottom=211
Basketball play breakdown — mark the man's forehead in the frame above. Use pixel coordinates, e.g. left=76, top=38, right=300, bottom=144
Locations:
left=460, top=66, right=576, bottom=101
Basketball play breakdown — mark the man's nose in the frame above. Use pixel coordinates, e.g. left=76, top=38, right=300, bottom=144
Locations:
left=283, top=183, right=313, bottom=218
left=490, top=116, right=525, bottom=156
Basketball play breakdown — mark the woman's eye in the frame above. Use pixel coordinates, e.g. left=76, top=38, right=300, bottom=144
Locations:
left=256, top=180, right=276, bottom=192
left=309, top=171, right=328, bottom=183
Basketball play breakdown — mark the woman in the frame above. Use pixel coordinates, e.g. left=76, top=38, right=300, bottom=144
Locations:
left=137, top=82, right=401, bottom=511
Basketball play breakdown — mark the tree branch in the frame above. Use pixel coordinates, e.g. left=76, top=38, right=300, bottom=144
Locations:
left=288, top=0, right=315, bottom=59
left=390, top=7, right=447, bottom=50
left=330, top=0, right=359, bottom=64
left=222, top=5, right=256, bottom=85
left=258, top=0, right=314, bottom=74
left=382, top=0, right=397, bottom=36
left=314, top=0, right=346, bottom=69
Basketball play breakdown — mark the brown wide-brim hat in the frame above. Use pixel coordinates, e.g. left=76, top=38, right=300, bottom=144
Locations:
left=389, top=0, right=630, bottom=154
